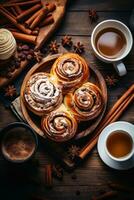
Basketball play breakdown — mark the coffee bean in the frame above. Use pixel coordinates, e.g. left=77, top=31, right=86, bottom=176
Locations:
left=17, top=46, right=22, bottom=52
left=27, top=54, right=33, bottom=60
left=21, top=44, right=29, bottom=51
left=15, top=61, right=20, bottom=68
left=29, top=49, right=34, bottom=55
left=23, top=50, right=29, bottom=55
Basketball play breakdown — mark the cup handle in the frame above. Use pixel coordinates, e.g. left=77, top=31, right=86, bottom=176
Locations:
left=113, top=61, right=127, bottom=76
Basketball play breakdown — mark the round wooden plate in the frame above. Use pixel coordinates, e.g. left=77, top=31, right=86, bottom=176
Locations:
left=20, top=54, right=107, bottom=140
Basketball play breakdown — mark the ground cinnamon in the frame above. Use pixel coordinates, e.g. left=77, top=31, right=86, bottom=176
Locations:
left=11, top=31, right=37, bottom=44
left=16, top=3, right=42, bottom=22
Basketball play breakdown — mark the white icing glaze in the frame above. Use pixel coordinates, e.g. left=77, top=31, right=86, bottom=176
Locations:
left=25, top=73, right=62, bottom=113
left=58, top=58, right=82, bottom=78
left=0, top=29, right=16, bottom=60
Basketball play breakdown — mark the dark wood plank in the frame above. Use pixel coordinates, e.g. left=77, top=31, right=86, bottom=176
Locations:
left=68, top=0, right=134, bottom=11
left=53, top=36, right=134, bottom=66
left=0, top=0, right=134, bottom=200
left=57, top=11, right=131, bottom=36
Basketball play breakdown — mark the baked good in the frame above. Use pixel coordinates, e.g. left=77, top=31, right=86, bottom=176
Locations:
left=41, top=104, right=78, bottom=142
left=64, top=82, right=104, bottom=121
left=24, top=72, right=62, bottom=116
left=51, top=53, right=90, bottom=93
left=0, top=28, right=16, bottom=60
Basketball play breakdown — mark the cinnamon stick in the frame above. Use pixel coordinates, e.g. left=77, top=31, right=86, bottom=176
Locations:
left=0, top=7, right=32, bottom=34
left=29, top=7, right=48, bottom=30
left=99, top=84, right=134, bottom=128
left=39, top=14, right=54, bottom=27
left=79, top=94, right=134, bottom=159
left=29, top=3, right=56, bottom=30
left=16, top=3, right=42, bottom=22
left=78, top=84, right=134, bottom=160
left=1, top=6, right=15, bottom=19
left=10, top=7, right=18, bottom=16
left=45, top=164, right=53, bottom=188
left=11, top=31, right=37, bottom=44
left=0, top=0, right=41, bottom=7
left=24, top=8, right=42, bottom=28
left=46, top=3, right=56, bottom=13
left=108, top=182, right=134, bottom=193
left=14, top=5, right=22, bottom=14
left=8, top=27, right=20, bottom=32
left=92, top=191, right=117, bottom=200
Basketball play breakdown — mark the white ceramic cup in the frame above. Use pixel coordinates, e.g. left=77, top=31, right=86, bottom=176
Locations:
left=104, top=122, right=134, bottom=167
left=105, top=130, right=134, bottom=163
left=91, top=20, right=133, bottom=76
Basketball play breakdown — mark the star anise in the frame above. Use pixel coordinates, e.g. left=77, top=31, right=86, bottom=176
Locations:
left=61, top=35, right=73, bottom=47
left=8, top=65, right=16, bottom=73
left=68, top=145, right=80, bottom=160
left=52, top=164, right=64, bottom=180
left=34, top=50, right=43, bottom=63
left=88, top=9, right=98, bottom=23
left=48, top=40, right=60, bottom=54
left=105, top=75, right=118, bottom=87
left=73, top=42, right=85, bottom=54
left=6, top=72, right=13, bottom=79
left=4, top=85, right=17, bottom=98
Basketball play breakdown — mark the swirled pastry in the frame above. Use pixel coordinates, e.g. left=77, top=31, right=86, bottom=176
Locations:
left=41, top=104, right=78, bottom=142
left=0, top=29, right=16, bottom=60
left=24, top=72, right=62, bottom=116
left=64, top=82, right=104, bottom=121
left=51, top=53, right=89, bottom=93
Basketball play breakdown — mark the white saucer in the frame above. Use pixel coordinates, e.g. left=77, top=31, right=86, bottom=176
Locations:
left=97, top=121, right=134, bottom=170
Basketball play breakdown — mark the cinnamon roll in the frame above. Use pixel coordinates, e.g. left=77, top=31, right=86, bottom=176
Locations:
left=51, top=53, right=90, bottom=93
left=24, top=72, right=62, bottom=116
left=64, top=82, right=104, bottom=121
left=41, top=104, right=78, bottom=142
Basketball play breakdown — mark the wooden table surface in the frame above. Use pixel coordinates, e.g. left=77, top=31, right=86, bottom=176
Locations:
left=0, top=1, right=134, bottom=200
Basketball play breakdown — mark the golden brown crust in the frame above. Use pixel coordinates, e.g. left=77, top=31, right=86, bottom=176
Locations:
left=50, top=53, right=90, bottom=93
left=24, top=72, right=63, bottom=116
left=41, top=104, right=78, bottom=142
left=64, top=82, right=104, bottom=121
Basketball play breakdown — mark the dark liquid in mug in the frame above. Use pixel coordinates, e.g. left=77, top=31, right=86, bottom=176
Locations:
left=2, top=128, right=36, bottom=161
left=95, top=27, right=126, bottom=59
left=106, top=131, right=133, bottom=158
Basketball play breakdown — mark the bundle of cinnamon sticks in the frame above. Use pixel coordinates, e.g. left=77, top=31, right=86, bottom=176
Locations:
left=0, top=0, right=56, bottom=45
left=77, top=84, right=134, bottom=160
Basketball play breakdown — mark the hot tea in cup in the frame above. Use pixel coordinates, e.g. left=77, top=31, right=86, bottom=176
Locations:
left=95, top=27, right=127, bottom=59
left=106, top=130, right=133, bottom=159
left=97, top=121, right=134, bottom=170
left=91, top=20, right=133, bottom=76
